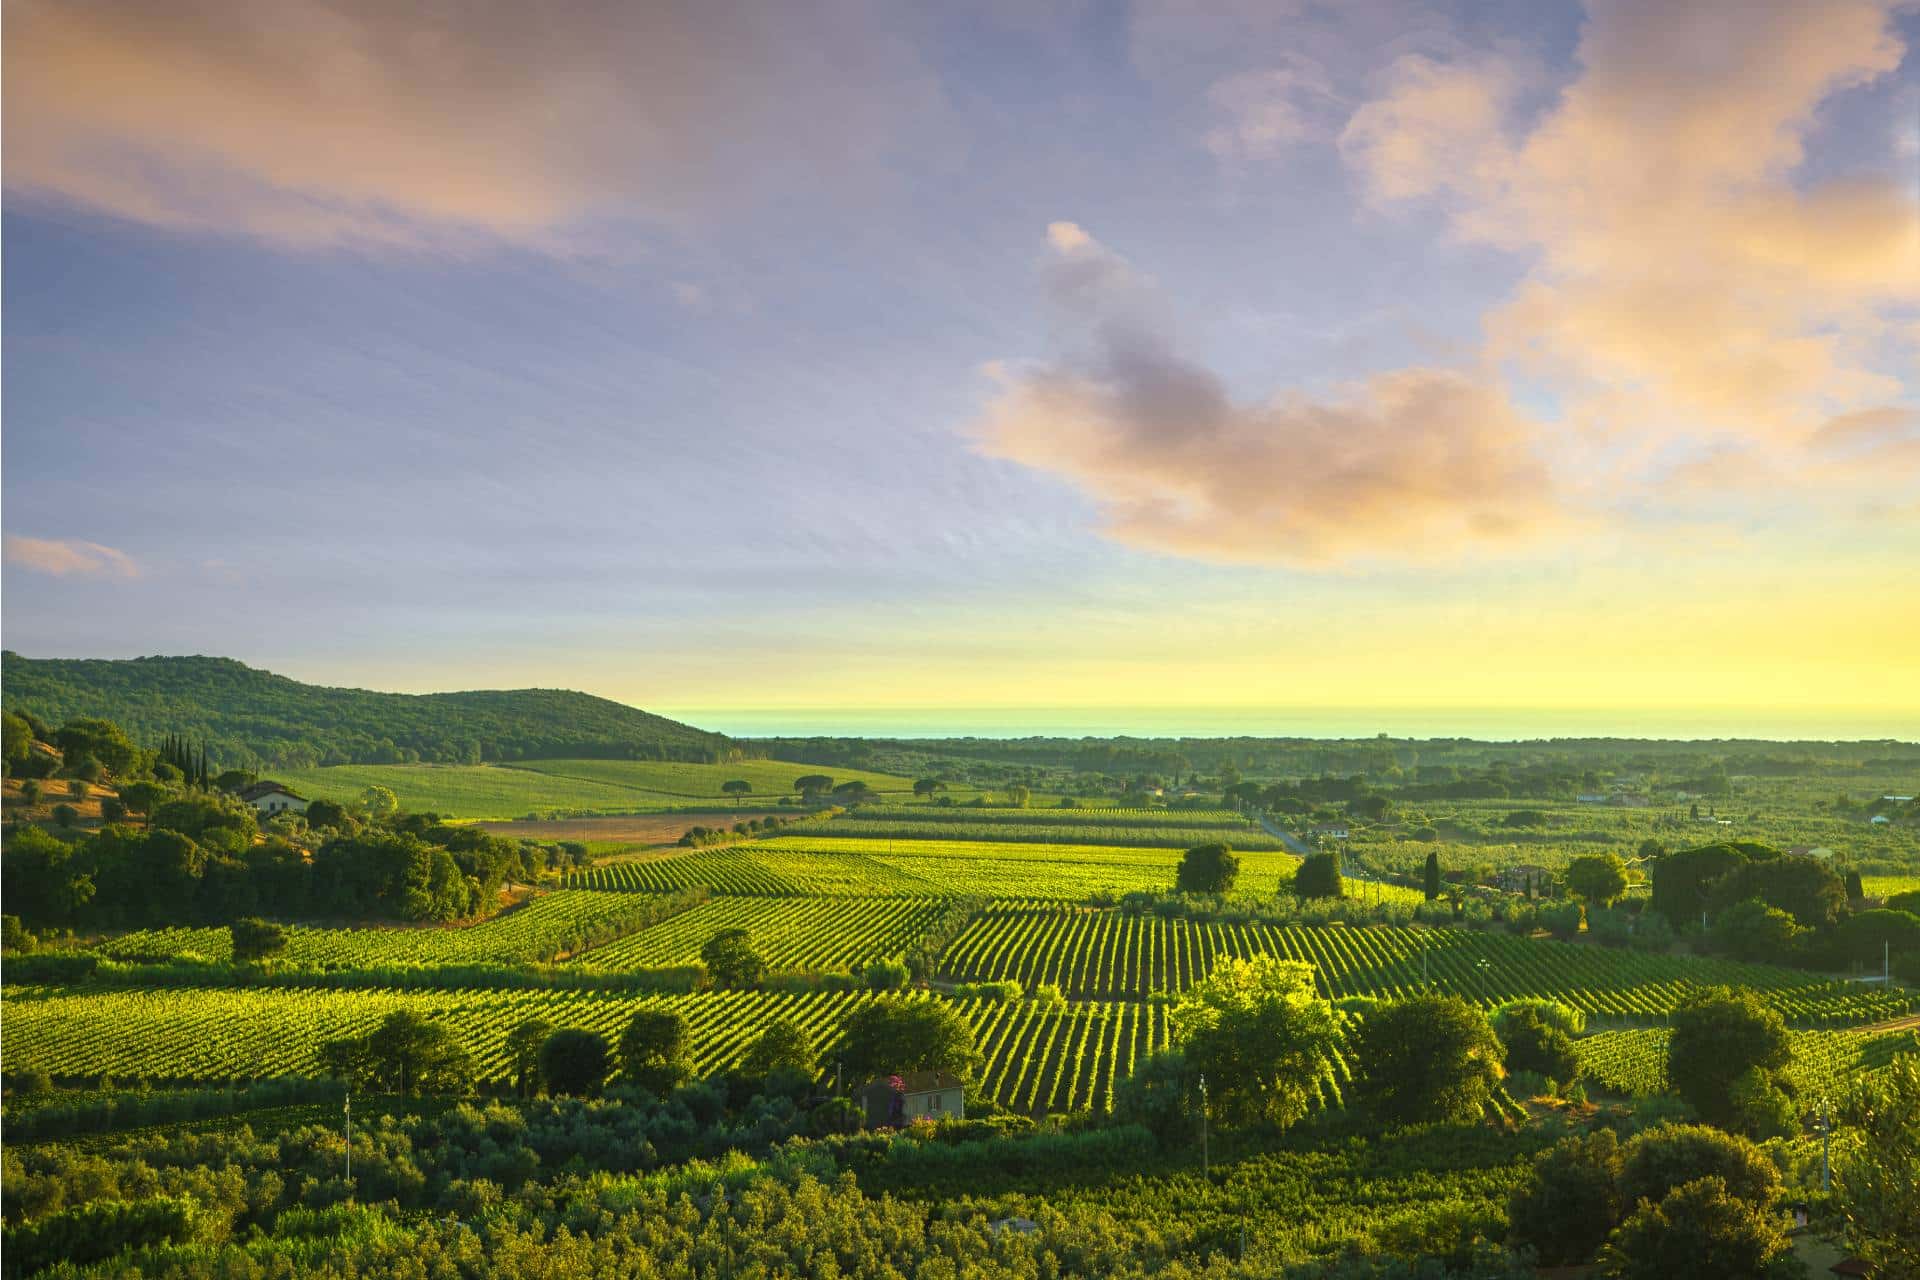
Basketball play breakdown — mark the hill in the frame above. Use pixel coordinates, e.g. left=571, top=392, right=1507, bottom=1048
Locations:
left=0, top=652, right=734, bottom=770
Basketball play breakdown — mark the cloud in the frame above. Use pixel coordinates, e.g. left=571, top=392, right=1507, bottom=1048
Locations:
left=4, top=536, right=141, bottom=579
left=1202, top=58, right=1340, bottom=164
left=975, top=229, right=1563, bottom=566
left=2, top=0, right=941, bottom=249
left=1342, top=0, right=1918, bottom=448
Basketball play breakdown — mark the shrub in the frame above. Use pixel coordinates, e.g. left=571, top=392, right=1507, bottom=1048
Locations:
left=1353, top=994, right=1504, bottom=1125
left=1598, top=1177, right=1792, bottom=1279
left=1666, top=987, right=1790, bottom=1133
left=539, top=1028, right=611, bottom=1096
left=1508, top=1128, right=1624, bottom=1265
left=1175, top=843, right=1239, bottom=894
left=863, top=958, right=911, bottom=991
left=1619, top=1123, right=1779, bottom=1209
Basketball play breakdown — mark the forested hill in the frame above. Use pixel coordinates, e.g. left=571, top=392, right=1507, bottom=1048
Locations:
left=0, top=653, right=734, bottom=770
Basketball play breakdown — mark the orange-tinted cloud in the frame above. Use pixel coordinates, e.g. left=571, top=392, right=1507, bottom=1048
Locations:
left=2, top=0, right=939, bottom=248
left=3, top=536, right=141, bottom=579
left=975, top=227, right=1563, bottom=565
left=1343, top=0, right=1917, bottom=447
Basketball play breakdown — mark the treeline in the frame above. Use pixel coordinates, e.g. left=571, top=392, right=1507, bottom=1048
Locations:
left=2, top=652, right=736, bottom=769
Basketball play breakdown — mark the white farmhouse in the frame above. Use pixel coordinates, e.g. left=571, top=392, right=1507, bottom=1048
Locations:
left=238, top=781, right=309, bottom=815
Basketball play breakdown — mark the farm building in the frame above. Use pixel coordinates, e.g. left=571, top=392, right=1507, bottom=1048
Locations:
left=1309, top=823, right=1350, bottom=840
left=859, top=1071, right=964, bottom=1127
left=238, top=781, right=309, bottom=815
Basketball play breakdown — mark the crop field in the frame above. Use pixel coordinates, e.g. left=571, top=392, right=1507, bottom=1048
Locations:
left=273, top=763, right=687, bottom=820
left=821, top=817, right=1290, bottom=850
left=1863, top=874, right=1920, bottom=899
left=569, top=836, right=1302, bottom=899
left=501, top=758, right=918, bottom=799
left=844, top=806, right=1258, bottom=829
left=1575, top=1027, right=1920, bottom=1098
left=1, top=986, right=1168, bottom=1111
left=939, top=905, right=1918, bottom=1022
left=91, top=891, right=689, bottom=968
left=476, top=813, right=781, bottom=844
left=576, top=896, right=949, bottom=973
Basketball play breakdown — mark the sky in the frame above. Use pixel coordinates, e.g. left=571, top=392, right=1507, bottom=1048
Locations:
left=3, top=0, right=1918, bottom=737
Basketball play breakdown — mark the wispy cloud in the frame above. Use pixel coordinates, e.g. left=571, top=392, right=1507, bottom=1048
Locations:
left=4, top=536, right=141, bottom=579
left=973, top=225, right=1565, bottom=566
left=2, top=0, right=942, bottom=249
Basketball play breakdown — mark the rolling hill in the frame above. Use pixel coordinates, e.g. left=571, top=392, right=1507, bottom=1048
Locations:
left=0, top=652, right=734, bottom=771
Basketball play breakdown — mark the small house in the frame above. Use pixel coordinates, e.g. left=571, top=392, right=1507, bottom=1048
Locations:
left=858, top=1071, right=964, bottom=1127
left=238, top=781, right=309, bottom=815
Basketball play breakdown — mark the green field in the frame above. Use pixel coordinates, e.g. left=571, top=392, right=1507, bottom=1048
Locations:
left=273, top=757, right=920, bottom=819
left=2, top=985, right=1168, bottom=1112
left=570, top=834, right=1303, bottom=899
left=576, top=895, right=949, bottom=973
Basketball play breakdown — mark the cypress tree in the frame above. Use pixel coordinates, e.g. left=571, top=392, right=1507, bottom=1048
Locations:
left=1424, top=850, right=1442, bottom=901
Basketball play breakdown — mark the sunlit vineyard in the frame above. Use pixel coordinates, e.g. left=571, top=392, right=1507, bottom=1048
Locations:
left=570, top=836, right=1302, bottom=898
left=93, top=891, right=686, bottom=967
left=820, top=817, right=1290, bottom=850
left=840, top=805, right=1259, bottom=830
left=1575, top=1026, right=1920, bottom=1099
left=1, top=986, right=1170, bottom=1112
left=939, top=906, right=1918, bottom=1022
left=576, top=895, right=948, bottom=973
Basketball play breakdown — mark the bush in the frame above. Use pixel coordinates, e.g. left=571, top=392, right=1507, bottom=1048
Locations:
left=1508, top=1128, right=1624, bottom=1265
left=1666, top=987, right=1790, bottom=1134
left=618, top=1009, right=691, bottom=1096
left=1175, top=843, right=1239, bottom=894
left=539, top=1028, right=611, bottom=1096
left=1293, top=850, right=1343, bottom=900
left=863, top=958, right=911, bottom=991
left=1619, top=1123, right=1779, bottom=1209
left=1354, top=994, right=1505, bottom=1125
left=1493, top=1002, right=1581, bottom=1085
left=1598, top=1177, right=1793, bottom=1279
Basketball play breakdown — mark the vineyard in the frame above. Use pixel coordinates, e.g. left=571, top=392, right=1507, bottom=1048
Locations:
left=939, top=904, right=1919, bottom=1023
left=1575, top=1026, right=1920, bottom=1098
left=575, top=896, right=948, bottom=973
left=818, top=817, right=1290, bottom=850
left=568, top=835, right=1301, bottom=898
left=1, top=985, right=1170, bottom=1111
left=94, top=891, right=695, bottom=968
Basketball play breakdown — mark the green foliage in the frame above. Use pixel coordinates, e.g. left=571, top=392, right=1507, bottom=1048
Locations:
left=1597, top=1177, right=1793, bottom=1279
left=1618, top=1123, right=1779, bottom=1209
left=506, top=1017, right=555, bottom=1097
left=1353, top=994, right=1505, bottom=1125
left=1566, top=853, right=1628, bottom=906
left=1711, top=898, right=1805, bottom=962
left=1650, top=843, right=1749, bottom=926
left=1507, top=1128, right=1624, bottom=1265
left=229, top=916, right=287, bottom=963
left=1835, top=1051, right=1920, bottom=1279
left=1493, top=1001, right=1581, bottom=1085
left=1112, top=1049, right=1201, bottom=1147
left=699, top=927, right=767, bottom=988
left=2, top=708, right=32, bottom=774
left=840, top=997, right=979, bottom=1081
left=1424, top=850, right=1442, bottom=900
left=1175, top=842, right=1239, bottom=893
left=1294, top=850, right=1344, bottom=900
left=1666, top=987, right=1791, bottom=1132
left=2, top=651, right=733, bottom=768
left=1709, top=855, right=1848, bottom=928
left=618, top=1009, right=691, bottom=1095
left=740, top=1018, right=816, bottom=1079
left=863, top=958, right=911, bottom=990
left=538, top=1027, right=610, bottom=1096
left=1, top=1195, right=197, bottom=1277
left=1168, top=956, right=1345, bottom=1129
left=320, top=1009, right=473, bottom=1094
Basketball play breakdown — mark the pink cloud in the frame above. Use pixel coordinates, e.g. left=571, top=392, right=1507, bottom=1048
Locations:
left=4, top=536, right=141, bottom=579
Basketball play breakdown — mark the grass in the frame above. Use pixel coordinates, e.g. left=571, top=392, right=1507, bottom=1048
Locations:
left=502, top=758, right=918, bottom=799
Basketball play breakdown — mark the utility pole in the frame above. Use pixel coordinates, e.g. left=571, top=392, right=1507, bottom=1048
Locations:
left=1820, top=1098, right=1831, bottom=1192
left=343, top=1093, right=352, bottom=1198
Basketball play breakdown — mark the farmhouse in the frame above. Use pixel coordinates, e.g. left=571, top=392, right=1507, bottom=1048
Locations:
left=858, top=1071, right=965, bottom=1127
left=238, top=781, right=309, bottom=815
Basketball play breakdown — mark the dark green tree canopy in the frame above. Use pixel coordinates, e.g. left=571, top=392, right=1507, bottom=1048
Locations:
left=1707, top=855, right=1847, bottom=928
left=1353, top=994, right=1505, bottom=1125
left=618, top=1009, right=691, bottom=1096
left=1665, top=987, right=1790, bottom=1131
left=1292, top=851, right=1344, bottom=900
left=228, top=917, right=286, bottom=964
left=838, top=998, right=979, bottom=1081
left=1506, top=1129, right=1624, bottom=1266
left=700, top=928, right=767, bottom=988
left=1168, top=956, right=1344, bottom=1130
left=740, top=1018, right=816, bottom=1080
left=320, top=1010, right=472, bottom=1094
left=539, top=1028, right=610, bottom=1097
left=1175, top=843, right=1238, bottom=894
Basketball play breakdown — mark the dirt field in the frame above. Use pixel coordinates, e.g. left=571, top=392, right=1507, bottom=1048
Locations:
left=475, top=812, right=783, bottom=845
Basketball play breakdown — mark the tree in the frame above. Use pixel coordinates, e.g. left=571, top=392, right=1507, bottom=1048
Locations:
left=618, top=1009, right=691, bottom=1096
left=1113, top=1050, right=1202, bottom=1147
left=721, top=780, right=752, bottom=808
left=1507, top=1128, right=1625, bottom=1266
left=1566, top=854, right=1629, bottom=906
left=912, top=778, right=946, bottom=802
left=740, top=1018, right=815, bottom=1080
left=116, top=781, right=168, bottom=821
left=1175, top=843, right=1239, bottom=894
left=1597, top=1177, right=1792, bottom=1280
left=320, top=1010, right=472, bottom=1094
left=1168, top=956, right=1345, bottom=1130
left=839, top=998, right=979, bottom=1081
left=1708, top=855, right=1847, bottom=928
left=20, top=778, right=44, bottom=808
left=1423, top=850, right=1442, bottom=901
left=1834, top=1051, right=1920, bottom=1278
left=1353, top=995, right=1505, bottom=1125
left=1649, top=843, right=1749, bottom=926
left=1619, top=1123, right=1778, bottom=1210
left=305, top=798, right=352, bottom=831
left=356, top=785, right=399, bottom=821
left=538, top=1028, right=610, bottom=1097
left=1844, top=868, right=1866, bottom=900
left=1493, top=1000, right=1582, bottom=1086
left=700, top=928, right=767, bottom=988
left=2, top=710, right=32, bottom=775
left=831, top=780, right=874, bottom=804
left=1005, top=784, right=1031, bottom=808
left=794, top=775, right=833, bottom=801
left=51, top=803, right=79, bottom=829
left=99, top=796, right=127, bottom=824
left=54, top=718, right=139, bottom=775
left=1710, top=898, right=1804, bottom=963
left=1293, top=850, right=1344, bottom=900
left=1666, top=987, right=1790, bottom=1132
left=504, top=1018, right=555, bottom=1098
left=229, top=917, right=286, bottom=964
